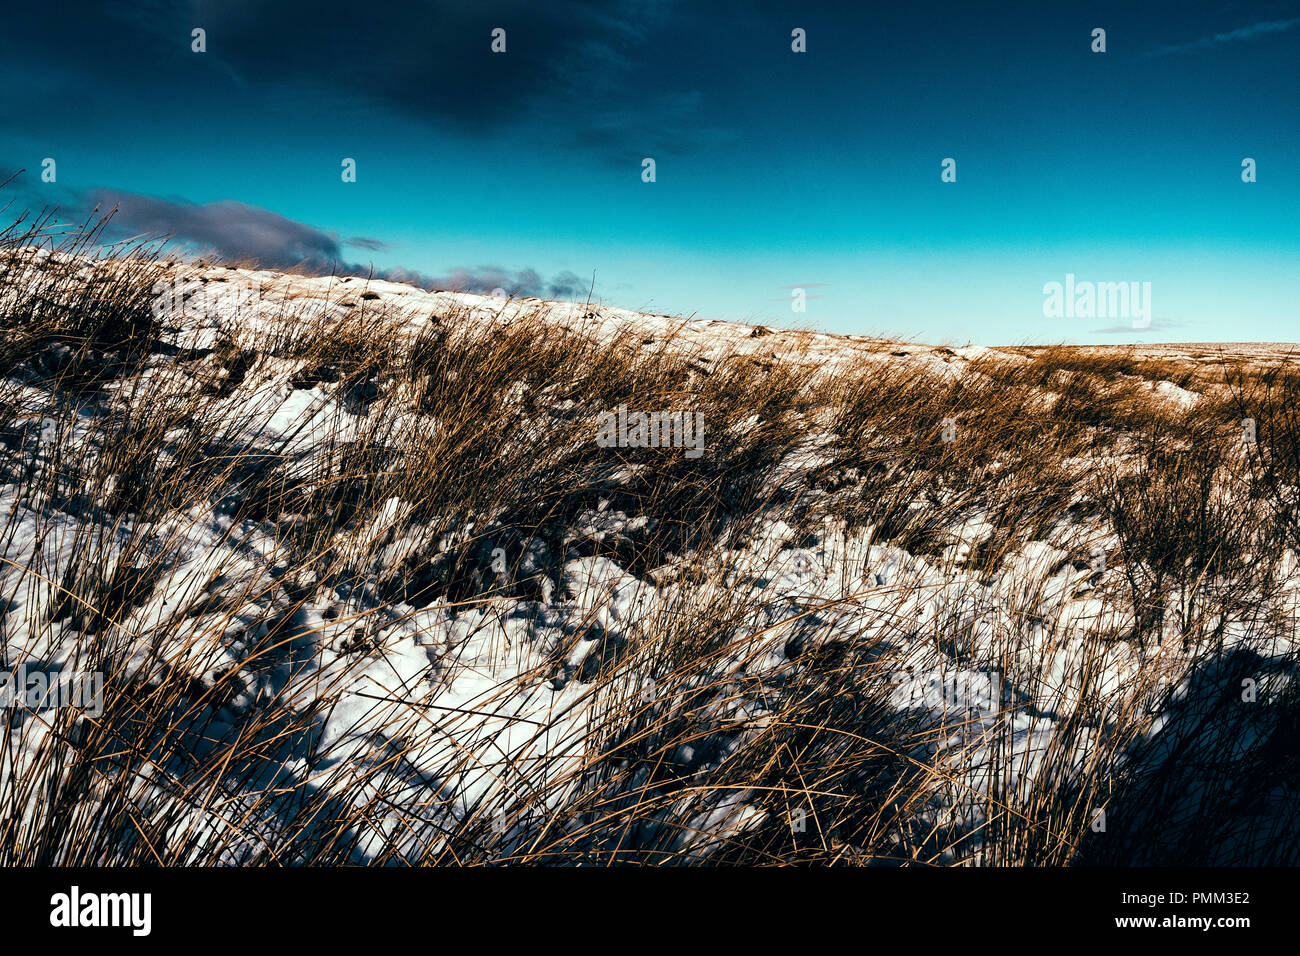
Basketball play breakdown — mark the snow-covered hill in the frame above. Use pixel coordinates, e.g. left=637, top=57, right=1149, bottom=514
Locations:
left=1, top=250, right=1297, bottom=865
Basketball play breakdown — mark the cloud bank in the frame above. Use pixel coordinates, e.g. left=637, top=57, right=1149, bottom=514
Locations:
left=61, top=186, right=590, bottom=299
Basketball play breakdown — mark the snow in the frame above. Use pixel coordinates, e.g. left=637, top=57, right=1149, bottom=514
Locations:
left=1, top=254, right=1295, bottom=864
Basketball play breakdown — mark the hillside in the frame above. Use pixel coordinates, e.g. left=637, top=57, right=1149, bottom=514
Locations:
left=1, top=226, right=1298, bottom=865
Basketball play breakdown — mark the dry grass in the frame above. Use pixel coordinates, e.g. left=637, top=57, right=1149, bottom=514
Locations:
left=0, top=204, right=1296, bottom=866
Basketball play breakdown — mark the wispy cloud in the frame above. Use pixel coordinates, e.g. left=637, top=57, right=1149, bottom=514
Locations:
left=1137, top=17, right=1300, bottom=59
left=346, top=236, right=392, bottom=252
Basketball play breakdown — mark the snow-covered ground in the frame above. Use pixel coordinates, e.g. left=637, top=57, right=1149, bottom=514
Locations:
left=1, top=253, right=1296, bottom=865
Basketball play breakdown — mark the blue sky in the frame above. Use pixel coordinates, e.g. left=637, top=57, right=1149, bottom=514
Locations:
left=2, top=0, right=1297, bottom=344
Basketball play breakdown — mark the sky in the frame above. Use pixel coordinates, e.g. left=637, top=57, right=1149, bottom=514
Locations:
left=2, top=0, right=1297, bottom=345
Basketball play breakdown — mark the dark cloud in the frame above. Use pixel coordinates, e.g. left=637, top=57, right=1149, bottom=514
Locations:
left=381, top=264, right=589, bottom=299
left=547, top=270, right=590, bottom=299
left=185, top=1, right=663, bottom=131
left=3, top=0, right=729, bottom=159
left=69, top=186, right=589, bottom=299
left=87, top=189, right=344, bottom=268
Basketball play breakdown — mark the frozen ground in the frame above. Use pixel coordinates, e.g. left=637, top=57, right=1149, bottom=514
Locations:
left=1, top=252, right=1297, bottom=864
